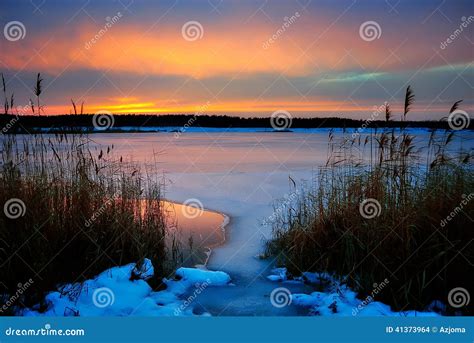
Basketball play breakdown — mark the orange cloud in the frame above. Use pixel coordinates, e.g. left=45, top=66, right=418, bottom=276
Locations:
left=4, top=15, right=461, bottom=79
left=4, top=19, right=310, bottom=78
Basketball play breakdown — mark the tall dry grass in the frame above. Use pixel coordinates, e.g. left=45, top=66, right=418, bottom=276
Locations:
left=0, top=134, right=177, bottom=313
left=266, top=90, right=473, bottom=314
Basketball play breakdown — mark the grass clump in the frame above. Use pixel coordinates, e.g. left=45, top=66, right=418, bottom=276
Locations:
left=0, top=134, right=175, bottom=313
left=266, top=89, right=473, bottom=315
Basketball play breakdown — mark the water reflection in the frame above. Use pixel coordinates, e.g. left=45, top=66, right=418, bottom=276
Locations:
left=161, top=200, right=227, bottom=267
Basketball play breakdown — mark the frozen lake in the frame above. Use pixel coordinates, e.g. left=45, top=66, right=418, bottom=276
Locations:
left=79, top=129, right=473, bottom=315
left=9, top=129, right=472, bottom=315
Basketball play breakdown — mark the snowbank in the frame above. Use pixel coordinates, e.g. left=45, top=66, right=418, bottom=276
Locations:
left=176, top=267, right=231, bottom=285
left=267, top=268, right=440, bottom=317
left=21, top=259, right=231, bottom=316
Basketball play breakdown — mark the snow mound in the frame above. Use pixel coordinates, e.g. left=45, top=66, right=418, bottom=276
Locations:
left=267, top=268, right=333, bottom=284
left=291, top=288, right=439, bottom=317
left=131, top=258, right=154, bottom=280
left=267, top=268, right=288, bottom=282
left=176, top=267, right=231, bottom=285
left=21, top=259, right=231, bottom=317
left=268, top=268, right=439, bottom=317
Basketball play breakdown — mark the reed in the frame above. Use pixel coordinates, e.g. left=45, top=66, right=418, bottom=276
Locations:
left=33, top=73, right=43, bottom=115
left=70, top=99, right=84, bottom=115
left=0, top=134, right=177, bottom=313
left=1, top=73, right=14, bottom=116
left=266, top=89, right=473, bottom=314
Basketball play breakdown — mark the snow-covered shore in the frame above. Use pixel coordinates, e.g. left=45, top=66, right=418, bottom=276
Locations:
left=21, top=259, right=232, bottom=316
left=266, top=268, right=441, bottom=317
left=20, top=260, right=441, bottom=317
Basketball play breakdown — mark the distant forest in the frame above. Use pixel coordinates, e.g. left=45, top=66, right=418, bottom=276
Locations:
left=0, top=114, right=471, bottom=134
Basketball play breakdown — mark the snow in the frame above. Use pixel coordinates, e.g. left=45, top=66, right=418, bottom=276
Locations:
left=266, top=268, right=288, bottom=282
left=175, top=267, right=231, bottom=286
left=291, top=289, right=440, bottom=317
left=21, top=259, right=231, bottom=317
left=131, top=258, right=154, bottom=280
left=267, top=268, right=440, bottom=317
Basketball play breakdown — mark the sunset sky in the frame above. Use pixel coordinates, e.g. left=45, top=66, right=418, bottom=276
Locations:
left=1, top=0, right=473, bottom=119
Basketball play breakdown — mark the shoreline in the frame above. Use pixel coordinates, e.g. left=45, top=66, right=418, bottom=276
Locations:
left=1, top=114, right=472, bottom=134
left=163, top=199, right=231, bottom=269
left=201, top=214, right=230, bottom=267
left=4, top=126, right=473, bottom=134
